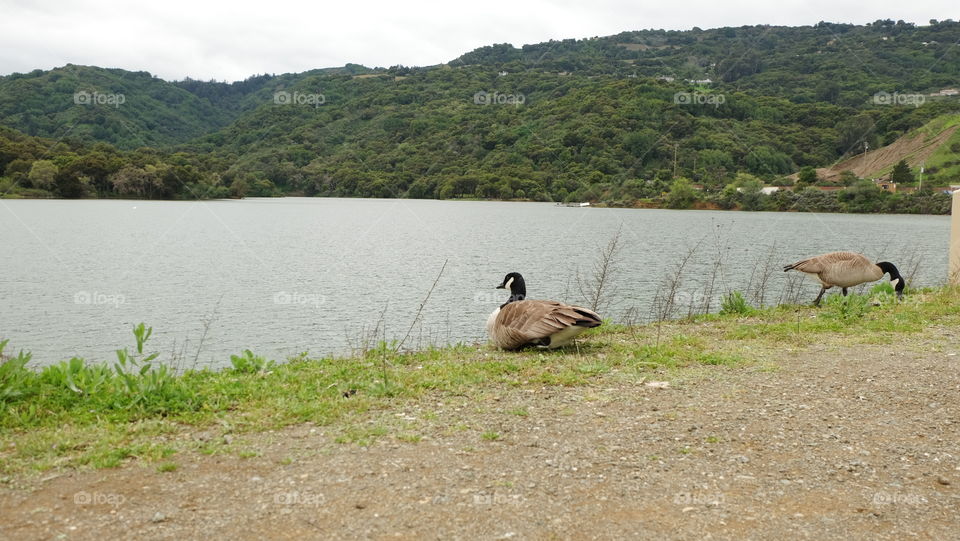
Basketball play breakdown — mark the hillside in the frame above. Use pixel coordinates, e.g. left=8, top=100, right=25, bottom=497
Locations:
left=0, top=20, right=959, bottom=207
left=453, top=20, right=960, bottom=103
left=0, top=65, right=241, bottom=148
left=806, top=114, right=960, bottom=184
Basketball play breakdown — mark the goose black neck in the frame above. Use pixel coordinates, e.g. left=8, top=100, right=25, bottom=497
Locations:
left=877, top=262, right=905, bottom=292
left=501, top=273, right=527, bottom=305
left=508, top=277, right=526, bottom=303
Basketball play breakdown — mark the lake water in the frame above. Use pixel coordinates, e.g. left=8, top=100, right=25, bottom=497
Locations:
left=0, top=198, right=951, bottom=369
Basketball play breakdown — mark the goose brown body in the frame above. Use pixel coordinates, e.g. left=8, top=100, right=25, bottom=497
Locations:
left=486, top=272, right=602, bottom=350
left=487, top=300, right=602, bottom=350
left=783, top=251, right=905, bottom=305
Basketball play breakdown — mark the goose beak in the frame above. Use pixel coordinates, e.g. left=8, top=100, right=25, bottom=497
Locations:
left=495, top=284, right=505, bottom=289
left=890, top=278, right=904, bottom=300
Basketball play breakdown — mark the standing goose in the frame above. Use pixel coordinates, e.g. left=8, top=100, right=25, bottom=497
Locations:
left=486, top=272, right=602, bottom=350
left=783, top=251, right=905, bottom=306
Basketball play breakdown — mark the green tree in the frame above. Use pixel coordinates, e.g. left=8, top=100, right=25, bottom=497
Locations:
left=27, top=159, right=57, bottom=189
left=744, top=147, right=794, bottom=175
left=797, top=166, right=819, bottom=187
left=666, top=177, right=699, bottom=209
left=890, top=160, right=915, bottom=183
left=733, top=173, right=765, bottom=211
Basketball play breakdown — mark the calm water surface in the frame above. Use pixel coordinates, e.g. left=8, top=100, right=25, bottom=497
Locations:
left=0, top=198, right=950, bottom=369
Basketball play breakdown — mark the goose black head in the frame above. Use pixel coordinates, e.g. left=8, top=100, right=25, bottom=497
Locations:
left=877, top=262, right=905, bottom=299
left=496, top=272, right=526, bottom=304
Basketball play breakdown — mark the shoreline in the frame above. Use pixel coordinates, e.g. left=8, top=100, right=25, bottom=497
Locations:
left=2, top=285, right=956, bottom=476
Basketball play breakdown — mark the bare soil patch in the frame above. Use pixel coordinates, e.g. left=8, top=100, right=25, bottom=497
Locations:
left=816, top=125, right=958, bottom=182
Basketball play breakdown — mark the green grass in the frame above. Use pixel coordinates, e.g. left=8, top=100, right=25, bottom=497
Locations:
left=1, top=286, right=958, bottom=476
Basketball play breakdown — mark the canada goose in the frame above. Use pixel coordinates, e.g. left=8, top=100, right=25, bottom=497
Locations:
left=486, top=272, right=602, bottom=350
left=783, top=251, right=905, bottom=306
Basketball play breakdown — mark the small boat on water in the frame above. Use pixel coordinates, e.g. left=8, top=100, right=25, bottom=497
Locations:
left=556, top=202, right=591, bottom=207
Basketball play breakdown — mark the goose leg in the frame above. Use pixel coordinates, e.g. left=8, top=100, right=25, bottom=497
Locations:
left=813, top=286, right=828, bottom=306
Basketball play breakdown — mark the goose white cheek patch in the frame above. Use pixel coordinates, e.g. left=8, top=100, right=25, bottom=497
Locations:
left=504, top=277, right=514, bottom=290
left=890, top=278, right=900, bottom=288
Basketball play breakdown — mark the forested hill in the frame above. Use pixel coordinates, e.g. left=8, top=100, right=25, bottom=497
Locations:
left=1, top=19, right=959, bottom=209
left=453, top=21, right=960, bottom=101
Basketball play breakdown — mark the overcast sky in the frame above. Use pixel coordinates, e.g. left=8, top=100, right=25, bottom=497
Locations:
left=0, top=0, right=955, bottom=82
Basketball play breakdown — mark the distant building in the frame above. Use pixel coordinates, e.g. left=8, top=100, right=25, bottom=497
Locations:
left=931, top=88, right=959, bottom=96
left=760, top=186, right=780, bottom=195
left=874, top=179, right=897, bottom=192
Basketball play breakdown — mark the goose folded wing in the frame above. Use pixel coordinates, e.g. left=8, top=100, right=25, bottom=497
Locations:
left=787, top=252, right=865, bottom=274
left=496, top=301, right=600, bottom=348
left=786, top=256, right=825, bottom=273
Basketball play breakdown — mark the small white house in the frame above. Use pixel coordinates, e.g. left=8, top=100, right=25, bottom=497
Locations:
left=933, top=88, right=959, bottom=96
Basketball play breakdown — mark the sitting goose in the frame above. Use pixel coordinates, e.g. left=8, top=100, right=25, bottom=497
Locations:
left=486, top=272, right=602, bottom=350
left=783, top=251, right=905, bottom=306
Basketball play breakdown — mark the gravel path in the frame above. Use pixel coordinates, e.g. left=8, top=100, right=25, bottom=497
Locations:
left=2, top=338, right=958, bottom=540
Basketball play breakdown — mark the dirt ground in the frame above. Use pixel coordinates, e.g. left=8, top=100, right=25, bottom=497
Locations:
left=2, top=337, right=959, bottom=540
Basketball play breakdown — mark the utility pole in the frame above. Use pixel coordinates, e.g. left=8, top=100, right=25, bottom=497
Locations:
left=919, top=162, right=924, bottom=192
left=673, top=143, right=678, bottom=178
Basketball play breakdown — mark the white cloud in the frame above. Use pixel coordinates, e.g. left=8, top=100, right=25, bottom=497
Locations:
left=0, top=0, right=954, bottom=81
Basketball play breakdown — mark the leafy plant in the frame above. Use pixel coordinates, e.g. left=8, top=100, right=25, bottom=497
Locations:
left=0, top=340, right=35, bottom=403
left=40, top=357, right=112, bottom=396
left=229, top=349, right=275, bottom=374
